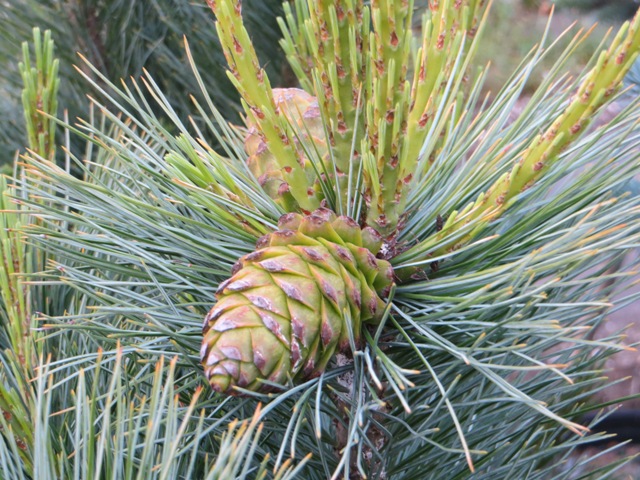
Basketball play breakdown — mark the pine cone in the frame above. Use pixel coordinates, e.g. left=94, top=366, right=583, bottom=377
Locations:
left=245, top=88, right=328, bottom=211
left=201, top=208, right=394, bottom=394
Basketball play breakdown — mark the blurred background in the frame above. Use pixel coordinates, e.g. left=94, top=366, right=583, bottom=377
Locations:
left=1, top=0, right=640, bottom=476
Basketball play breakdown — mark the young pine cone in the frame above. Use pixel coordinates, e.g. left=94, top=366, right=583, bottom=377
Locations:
left=201, top=208, right=394, bottom=394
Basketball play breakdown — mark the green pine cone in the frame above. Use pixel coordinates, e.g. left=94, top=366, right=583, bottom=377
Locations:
left=201, top=208, right=394, bottom=394
left=244, top=88, right=329, bottom=211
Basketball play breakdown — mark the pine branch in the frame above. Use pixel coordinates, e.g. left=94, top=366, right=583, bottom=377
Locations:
left=0, top=0, right=290, bottom=166
left=19, top=28, right=59, bottom=161
left=415, top=8, right=640, bottom=262
left=5, top=2, right=640, bottom=478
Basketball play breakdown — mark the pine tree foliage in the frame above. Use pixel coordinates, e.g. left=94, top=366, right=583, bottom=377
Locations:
left=1, top=1, right=640, bottom=479
left=0, top=0, right=289, bottom=166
